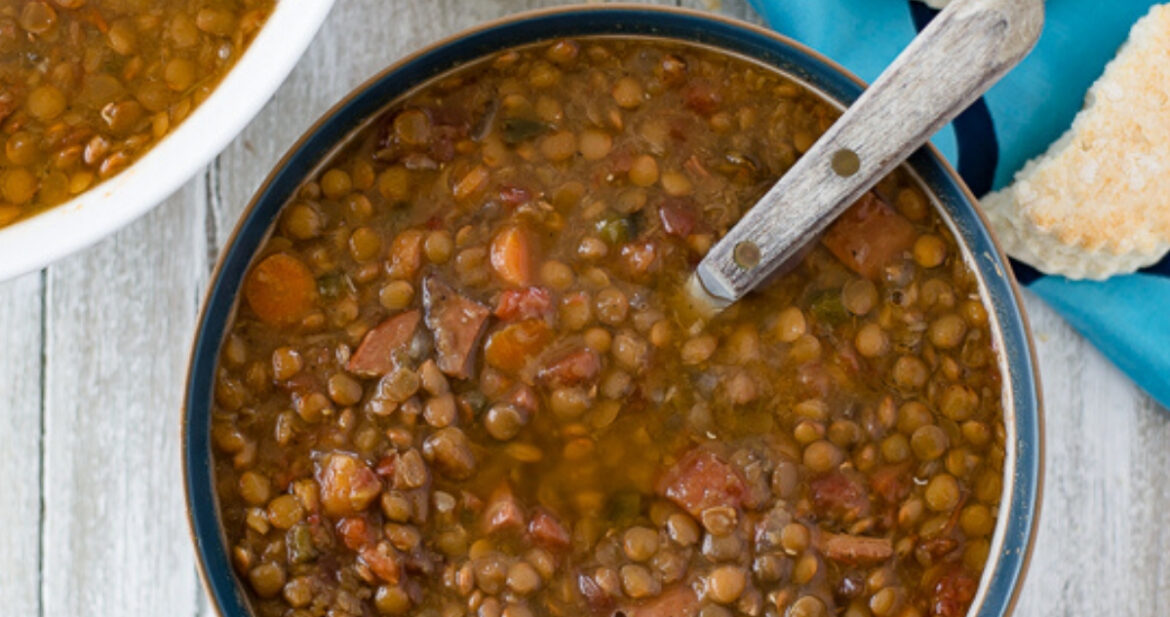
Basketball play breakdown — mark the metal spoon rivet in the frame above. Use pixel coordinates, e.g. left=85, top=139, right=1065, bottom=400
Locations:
left=831, top=148, right=860, bottom=177
left=733, top=241, right=760, bottom=269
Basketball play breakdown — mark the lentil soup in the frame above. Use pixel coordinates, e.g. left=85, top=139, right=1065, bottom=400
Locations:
left=209, top=37, right=1007, bottom=617
left=0, top=0, right=275, bottom=227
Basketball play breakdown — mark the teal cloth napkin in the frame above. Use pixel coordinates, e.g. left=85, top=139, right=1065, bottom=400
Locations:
left=748, top=0, right=1170, bottom=409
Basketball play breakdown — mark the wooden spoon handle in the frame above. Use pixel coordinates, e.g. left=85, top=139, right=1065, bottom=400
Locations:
left=693, top=0, right=1043, bottom=306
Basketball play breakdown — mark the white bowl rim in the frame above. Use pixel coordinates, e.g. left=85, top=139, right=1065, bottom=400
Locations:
left=0, top=0, right=336, bottom=281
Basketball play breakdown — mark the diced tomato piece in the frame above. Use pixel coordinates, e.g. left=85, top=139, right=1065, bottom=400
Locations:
left=797, top=362, right=831, bottom=397
left=870, top=462, right=913, bottom=504
left=628, top=586, right=699, bottom=617
left=507, top=383, right=539, bottom=415
left=498, top=184, right=532, bottom=207
left=422, top=276, right=491, bottom=379
left=0, top=93, right=14, bottom=125
left=682, top=79, right=721, bottom=115
left=657, top=449, right=746, bottom=518
left=430, top=125, right=462, bottom=163
left=621, top=240, right=658, bottom=277
left=528, top=508, right=571, bottom=549
left=375, top=452, right=398, bottom=477
left=316, top=452, right=383, bottom=517
left=482, top=483, right=526, bottom=535
left=922, top=536, right=960, bottom=560
left=578, top=572, right=616, bottom=614
left=244, top=253, right=317, bottom=327
left=489, top=225, right=534, bottom=287
left=538, top=348, right=601, bottom=387
left=822, top=192, right=917, bottom=280
left=346, top=310, right=421, bottom=377
left=282, top=373, right=321, bottom=397
left=494, top=286, right=552, bottom=321
left=809, top=470, right=871, bottom=522
left=658, top=199, right=698, bottom=237
left=606, top=146, right=635, bottom=175
left=683, top=154, right=709, bottom=178
left=931, top=567, right=978, bottom=617
left=359, top=542, right=401, bottom=584
left=337, top=516, right=378, bottom=551
left=484, top=319, right=553, bottom=374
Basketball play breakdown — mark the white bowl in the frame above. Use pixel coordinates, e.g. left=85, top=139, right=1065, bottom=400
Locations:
left=0, top=0, right=336, bottom=281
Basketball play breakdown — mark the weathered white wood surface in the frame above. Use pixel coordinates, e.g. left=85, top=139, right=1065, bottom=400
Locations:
left=0, top=271, right=42, bottom=617
left=0, top=1, right=1167, bottom=616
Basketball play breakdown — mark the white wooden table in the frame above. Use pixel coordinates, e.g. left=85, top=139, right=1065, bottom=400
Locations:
left=1, top=1, right=1167, bottom=615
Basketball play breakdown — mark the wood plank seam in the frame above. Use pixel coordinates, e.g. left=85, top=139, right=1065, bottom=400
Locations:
left=204, top=159, right=224, bottom=273
left=36, top=268, right=47, bottom=617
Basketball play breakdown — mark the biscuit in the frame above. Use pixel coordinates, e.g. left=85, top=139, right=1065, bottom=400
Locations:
left=980, top=4, right=1170, bottom=279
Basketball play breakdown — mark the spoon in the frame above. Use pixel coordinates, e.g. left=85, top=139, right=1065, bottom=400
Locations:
left=687, top=0, right=1044, bottom=315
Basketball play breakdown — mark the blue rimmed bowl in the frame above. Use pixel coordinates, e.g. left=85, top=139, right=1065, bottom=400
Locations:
left=184, top=5, right=1043, bottom=617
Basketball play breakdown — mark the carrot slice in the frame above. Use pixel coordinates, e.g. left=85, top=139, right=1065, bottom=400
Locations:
left=489, top=225, right=533, bottom=287
left=483, top=319, right=552, bottom=373
left=244, top=253, right=316, bottom=327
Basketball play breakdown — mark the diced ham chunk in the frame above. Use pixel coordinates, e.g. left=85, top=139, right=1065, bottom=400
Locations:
left=482, top=483, right=526, bottom=535
left=628, top=585, right=699, bottom=617
left=423, top=276, right=491, bottom=379
left=809, top=470, right=871, bottom=522
left=657, top=449, right=746, bottom=518
left=359, top=541, right=401, bottom=584
left=494, top=286, right=552, bottom=321
left=820, top=532, right=894, bottom=564
left=346, top=310, right=421, bottom=377
left=822, top=192, right=917, bottom=280
left=316, top=452, right=383, bottom=517
left=528, top=508, right=571, bottom=549
left=538, top=348, right=601, bottom=387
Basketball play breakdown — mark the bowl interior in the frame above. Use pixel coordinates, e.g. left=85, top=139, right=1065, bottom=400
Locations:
left=185, top=7, right=1041, bottom=617
left=0, top=0, right=336, bottom=281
